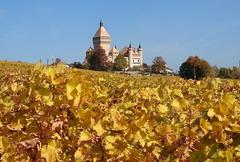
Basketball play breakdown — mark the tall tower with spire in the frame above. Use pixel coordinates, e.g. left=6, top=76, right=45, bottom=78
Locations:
left=92, top=20, right=111, bottom=56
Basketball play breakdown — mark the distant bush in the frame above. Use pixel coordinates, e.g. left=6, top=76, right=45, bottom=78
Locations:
left=231, top=67, right=240, bottom=79
left=218, top=67, right=231, bottom=79
left=128, top=66, right=144, bottom=72
left=218, top=66, right=240, bottom=79
left=69, top=62, right=82, bottom=69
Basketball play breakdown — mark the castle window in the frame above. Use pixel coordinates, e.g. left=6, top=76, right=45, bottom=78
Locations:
left=133, top=59, right=140, bottom=64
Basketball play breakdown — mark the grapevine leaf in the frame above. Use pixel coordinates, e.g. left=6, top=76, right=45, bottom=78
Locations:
left=93, top=120, right=106, bottom=136
left=40, top=140, right=58, bottom=162
left=79, top=129, right=92, bottom=142
left=157, top=104, right=168, bottom=114
left=200, top=119, right=212, bottom=134
left=207, top=108, right=215, bottom=118
left=173, top=89, right=184, bottom=98
left=110, top=109, right=127, bottom=130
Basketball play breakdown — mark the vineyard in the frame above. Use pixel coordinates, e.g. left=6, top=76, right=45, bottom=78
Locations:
left=0, top=61, right=240, bottom=162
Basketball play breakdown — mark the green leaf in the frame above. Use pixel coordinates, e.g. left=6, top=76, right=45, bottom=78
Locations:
left=189, top=151, right=206, bottom=162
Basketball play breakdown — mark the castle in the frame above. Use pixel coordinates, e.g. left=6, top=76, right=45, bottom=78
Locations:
left=85, top=21, right=143, bottom=68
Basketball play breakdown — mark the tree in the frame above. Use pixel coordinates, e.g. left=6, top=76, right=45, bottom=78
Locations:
left=142, top=63, right=151, bottom=73
left=218, top=67, right=231, bottom=78
left=151, top=56, right=167, bottom=74
left=82, top=60, right=90, bottom=69
left=52, top=58, right=62, bottom=65
left=179, top=56, right=212, bottom=80
left=113, top=54, right=128, bottom=71
left=106, top=62, right=114, bottom=71
left=87, top=48, right=108, bottom=71
left=82, top=49, right=94, bottom=69
left=218, top=67, right=240, bottom=79
left=231, top=67, right=240, bottom=79
left=55, top=58, right=62, bottom=64
left=69, top=62, right=82, bottom=69
left=210, top=66, right=219, bottom=78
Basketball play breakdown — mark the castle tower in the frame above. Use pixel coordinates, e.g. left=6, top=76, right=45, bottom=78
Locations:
left=138, top=44, right=143, bottom=65
left=93, top=21, right=111, bottom=56
left=109, top=45, right=119, bottom=62
left=128, top=43, right=134, bottom=67
left=128, top=43, right=143, bottom=68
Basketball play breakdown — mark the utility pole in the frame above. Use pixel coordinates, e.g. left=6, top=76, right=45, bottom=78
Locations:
left=193, top=67, right=196, bottom=80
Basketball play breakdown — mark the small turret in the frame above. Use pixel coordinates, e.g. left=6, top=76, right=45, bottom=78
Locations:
left=138, top=43, right=142, bottom=51
left=138, top=43, right=142, bottom=49
left=87, top=46, right=94, bottom=52
left=129, top=43, right=132, bottom=49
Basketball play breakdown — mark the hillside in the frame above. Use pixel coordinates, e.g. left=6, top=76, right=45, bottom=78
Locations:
left=0, top=62, right=240, bottom=161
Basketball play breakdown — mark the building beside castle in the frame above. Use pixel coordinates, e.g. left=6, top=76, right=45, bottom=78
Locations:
left=85, top=21, right=143, bottom=68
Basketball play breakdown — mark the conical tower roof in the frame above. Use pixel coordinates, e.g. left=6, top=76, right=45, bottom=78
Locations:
left=110, top=46, right=119, bottom=53
left=87, top=46, right=94, bottom=52
left=93, top=21, right=110, bottom=38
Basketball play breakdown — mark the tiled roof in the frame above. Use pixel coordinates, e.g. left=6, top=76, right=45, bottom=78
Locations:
left=119, top=47, right=129, bottom=57
left=94, top=26, right=110, bottom=38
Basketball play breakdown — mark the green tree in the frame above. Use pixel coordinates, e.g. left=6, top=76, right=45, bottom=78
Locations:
left=82, top=49, right=94, bottom=69
left=179, top=56, right=212, bottom=80
left=210, top=66, right=219, bottom=78
left=218, top=67, right=240, bottom=79
left=151, top=56, right=167, bottom=74
left=231, top=67, right=240, bottom=79
left=113, top=54, right=128, bottom=71
left=69, top=62, right=82, bottom=68
left=218, top=67, right=231, bottom=78
left=106, top=62, right=114, bottom=71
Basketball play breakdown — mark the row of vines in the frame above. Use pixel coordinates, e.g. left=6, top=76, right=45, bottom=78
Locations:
left=0, top=63, right=240, bottom=161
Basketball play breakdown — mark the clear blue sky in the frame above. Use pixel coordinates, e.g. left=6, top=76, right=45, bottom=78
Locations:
left=0, top=0, right=240, bottom=70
